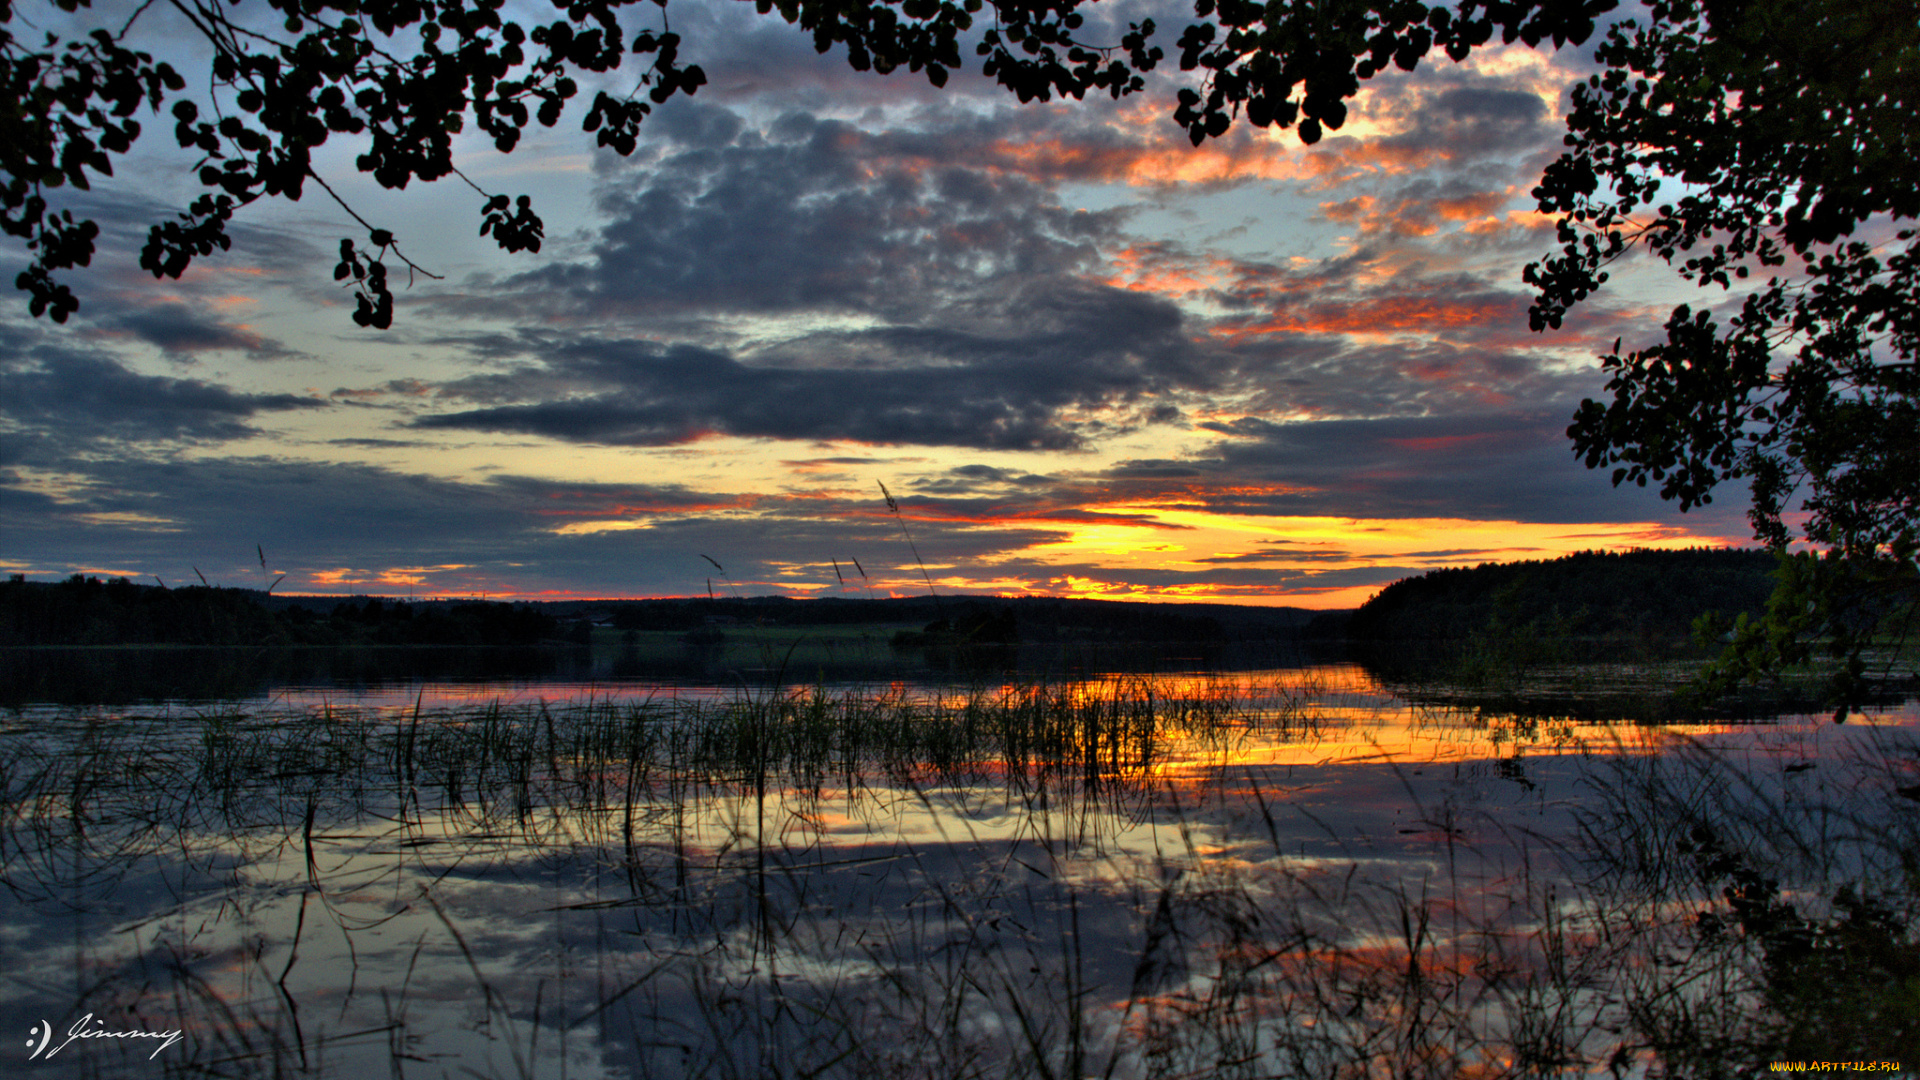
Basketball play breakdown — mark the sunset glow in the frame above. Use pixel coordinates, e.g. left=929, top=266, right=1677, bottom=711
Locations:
left=0, top=2, right=1756, bottom=606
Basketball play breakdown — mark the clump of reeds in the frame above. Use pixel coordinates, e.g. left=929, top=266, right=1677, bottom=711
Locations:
left=4, top=684, right=1916, bottom=1079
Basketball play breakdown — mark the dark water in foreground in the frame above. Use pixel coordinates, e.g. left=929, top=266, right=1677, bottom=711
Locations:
left=2, top=650, right=1917, bottom=1078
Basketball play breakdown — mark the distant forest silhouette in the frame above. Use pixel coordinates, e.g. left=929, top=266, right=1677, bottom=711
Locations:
left=0, top=575, right=564, bottom=647
left=1339, top=548, right=1777, bottom=643
left=1, top=577, right=1312, bottom=648
left=3, top=550, right=1778, bottom=649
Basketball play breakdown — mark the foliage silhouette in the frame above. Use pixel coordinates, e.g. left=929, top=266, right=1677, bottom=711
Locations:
left=1681, top=821, right=1920, bottom=1064
left=2, top=0, right=1162, bottom=326
left=1536, top=0, right=1920, bottom=703
left=4, top=0, right=1619, bottom=327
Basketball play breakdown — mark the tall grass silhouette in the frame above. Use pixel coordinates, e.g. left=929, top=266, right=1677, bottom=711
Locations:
left=880, top=480, right=937, bottom=597
left=4, top=670, right=1911, bottom=1078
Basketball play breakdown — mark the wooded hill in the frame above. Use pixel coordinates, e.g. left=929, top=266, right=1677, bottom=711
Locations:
left=1338, top=548, right=1779, bottom=643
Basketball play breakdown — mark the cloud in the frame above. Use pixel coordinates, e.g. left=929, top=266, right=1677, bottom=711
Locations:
left=0, top=335, right=325, bottom=460
left=1372, top=85, right=1552, bottom=166
left=1211, top=280, right=1532, bottom=341
left=446, top=106, right=1126, bottom=329
left=416, top=274, right=1205, bottom=450
left=0, top=24, right=1745, bottom=608
left=951, top=406, right=1728, bottom=531
left=1177, top=410, right=1754, bottom=527
left=0, top=455, right=1077, bottom=596
left=99, top=302, right=300, bottom=360
left=1320, top=180, right=1521, bottom=239
left=411, top=65, right=1610, bottom=457
left=405, top=86, right=1604, bottom=458
left=0, top=456, right=736, bottom=580
left=911, top=464, right=1059, bottom=494
left=641, top=0, right=1013, bottom=111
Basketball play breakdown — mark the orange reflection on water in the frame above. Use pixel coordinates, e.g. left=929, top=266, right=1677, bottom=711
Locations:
left=15, top=663, right=1919, bottom=1079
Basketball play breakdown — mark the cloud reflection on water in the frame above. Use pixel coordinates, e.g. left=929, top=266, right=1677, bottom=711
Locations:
left=2, top=665, right=1915, bottom=1077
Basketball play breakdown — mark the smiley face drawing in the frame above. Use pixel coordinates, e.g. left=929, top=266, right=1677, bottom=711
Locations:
left=26, top=1020, right=53, bottom=1060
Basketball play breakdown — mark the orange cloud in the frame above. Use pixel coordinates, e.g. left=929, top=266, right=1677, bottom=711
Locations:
left=1319, top=188, right=1518, bottom=237
left=309, top=564, right=474, bottom=589
left=1210, top=291, right=1529, bottom=341
left=978, top=132, right=1315, bottom=189
left=1320, top=195, right=1376, bottom=224
left=1383, top=432, right=1511, bottom=452
left=1101, top=244, right=1231, bottom=297
left=1432, top=189, right=1517, bottom=220
left=1461, top=208, right=1560, bottom=238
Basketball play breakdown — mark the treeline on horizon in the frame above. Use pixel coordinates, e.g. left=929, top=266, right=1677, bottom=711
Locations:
left=580, top=594, right=1305, bottom=643
left=1, top=576, right=1313, bottom=648
left=1335, top=548, right=1780, bottom=643
left=0, top=574, right=566, bottom=647
left=3, top=551, right=1779, bottom=649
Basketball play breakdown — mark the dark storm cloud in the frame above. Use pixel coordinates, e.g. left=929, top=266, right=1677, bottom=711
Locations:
left=0, top=474, right=65, bottom=515
left=0, top=337, right=325, bottom=457
left=88, top=188, right=323, bottom=277
left=1102, top=458, right=1216, bottom=480
left=463, top=106, right=1124, bottom=326
left=649, top=0, right=1004, bottom=110
left=1167, top=410, right=1752, bottom=528
left=422, top=92, right=1588, bottom=458
left=1437, top=85, right=1545, bottom=120
left=646, top=98, right=749, bottom=149
left=103, top=302, right=299, bottom=360
left=1206, top=331, right=1583, bottom=420
left=912, top=464, right=1058, bottom=495
left=1363, top=81, right=1553, bottom=169
left=327, top=437, right=436, bottom=448
left=417, top=275, right=1205, bottom=450
left=1058, top=410, right=1750, bottom=536
left=480, top=473, right=757, bottom=517
left=652, top=0, right=1187, bottom=115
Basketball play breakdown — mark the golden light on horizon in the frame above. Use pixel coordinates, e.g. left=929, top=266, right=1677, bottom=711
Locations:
left=994, top=504, right=1745, bottom=608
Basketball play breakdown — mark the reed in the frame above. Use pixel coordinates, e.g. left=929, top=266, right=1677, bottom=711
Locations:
left=1, top=674, right=1914, bottom=1078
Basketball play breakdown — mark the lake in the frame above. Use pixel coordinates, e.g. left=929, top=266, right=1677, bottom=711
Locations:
left=3, top=646, right=1916, bottom=1077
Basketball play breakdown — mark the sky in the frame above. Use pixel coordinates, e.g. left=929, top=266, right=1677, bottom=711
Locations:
left=0, top=0, right=1761, bottom=607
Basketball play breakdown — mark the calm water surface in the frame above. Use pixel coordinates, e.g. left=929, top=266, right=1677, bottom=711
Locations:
left=3, top=659, right=1915, bottom=1078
